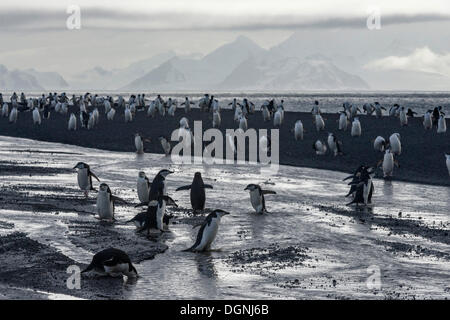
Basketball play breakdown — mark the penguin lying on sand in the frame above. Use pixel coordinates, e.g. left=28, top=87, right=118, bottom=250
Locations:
left=82, top=248, right=138, bottom=278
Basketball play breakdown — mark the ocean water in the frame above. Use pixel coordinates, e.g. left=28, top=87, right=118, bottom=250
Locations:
left=0, top=136, right=449, bottom=299
left=4, top=91, right=450, bottom=117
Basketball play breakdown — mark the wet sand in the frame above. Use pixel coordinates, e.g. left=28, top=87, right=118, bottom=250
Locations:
left=0, top=134, right=449, bottom=300
left=0, top=107, right=449, bottom=186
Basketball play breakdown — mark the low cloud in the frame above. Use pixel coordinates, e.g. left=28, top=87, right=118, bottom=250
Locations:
left=1, top=4, right=450, bottom=31
left=365, top=47, right=450, bottom=77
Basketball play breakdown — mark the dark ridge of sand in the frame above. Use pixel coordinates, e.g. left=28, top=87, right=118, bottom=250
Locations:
left=0, top=107, right=449, bottom=186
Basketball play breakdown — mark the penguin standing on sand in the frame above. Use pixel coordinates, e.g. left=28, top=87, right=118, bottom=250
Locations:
left=446, top=154, right=450, bottom=176
left=423, top=110, right=433, bottom=130
left=432, top=107, right=442, bottom=125
left=96, top=183, right=126, bottom=221
left=437, top=113, right=447, bottom=133
left=181, top=97, right=195, bottom=113
left=244, top=184, right=276, bottom=214
left=183, top=209, right=230, bottom=252
left=311, top=100, right=321, bottom=115
left=351, top=117, right=361, bottom=137
left=81, top=248, right=138, bottom=278
left=68, top=113, right=77, bottom=131
left=9, top=106, right=18, bottom=123
left=32, top=107, right=41, bottom=125
left=2, top=102, right=8, bottom=117
left=175, top=172, right=213, bottom=213
left=406, top=108, right=417, bottom=118
left=374, top=102, right=385, bottom=118
left=338, top=111, right=349, bottom=131
left=327, top=133, right=343, bottom=156
left=293, top=120, right=304, bottom=140
left=137, top=171, right=151, bottom=204
left=134, top=133, right=150, bottom=154
left=73, top=162, right=100, bottom=197
left=159, top=136, right=172, bottom=156
left=389, top=133, right=401, bottom=155
left=314, top=114, right=325, bottom=132
left=399, top=106, right=408, bottom=126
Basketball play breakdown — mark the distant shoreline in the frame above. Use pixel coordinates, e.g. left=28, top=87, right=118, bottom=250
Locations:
left=0, top=108, right=449, bottom=187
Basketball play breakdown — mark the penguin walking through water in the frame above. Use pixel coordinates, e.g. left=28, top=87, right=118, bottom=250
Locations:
left=175, top=172, right=213, bottom=213
left=136, top=171, right=151, bottom=204
left=95, top=183, right=127, bottom=221
left=81, top=248, right=138, bottom=278
left=134, top=195, right=178, bottom=234
left=378, top=149, right=399, bottom=178
left=73, top=162, right=100, bottom=197
left=343, top=165, right=366, bottom=198
left=346, top=167, right=375, bottom=207
left=148, top=169, right=174, bottom=202
left=183, top=209, right=230, bottom=252
left=244, top=184, right=276, bottom=214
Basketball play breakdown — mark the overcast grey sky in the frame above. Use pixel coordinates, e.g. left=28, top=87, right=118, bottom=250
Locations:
left=1, top=0, right=450, bottom=77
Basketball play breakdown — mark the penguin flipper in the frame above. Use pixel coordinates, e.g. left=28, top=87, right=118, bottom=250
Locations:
left=176, top=185, right=192, bottom=191
left=89, top=171, right=100, bottom=182
left=112, top=196, right=128, bottom=205
left=134, top=202, right=148, bottom=208
left=262, top=190, right=276, bottom=195
left=203, top=184, right=213, bottom=189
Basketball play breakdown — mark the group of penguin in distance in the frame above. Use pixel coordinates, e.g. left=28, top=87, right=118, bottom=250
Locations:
left=73, top=161, right=276, bottom=278
left=2, top=91, right=449, bottom=279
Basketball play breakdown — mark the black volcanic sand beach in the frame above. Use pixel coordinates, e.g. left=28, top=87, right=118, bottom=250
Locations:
left=0, top=106, right=449, bottom=186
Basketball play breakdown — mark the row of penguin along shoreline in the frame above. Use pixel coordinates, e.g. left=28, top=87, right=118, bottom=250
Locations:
left=0, top=107, right=449, bottom=187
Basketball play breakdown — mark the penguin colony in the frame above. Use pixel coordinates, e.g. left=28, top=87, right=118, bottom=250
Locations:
left=1, top=91, right=449, bottom=279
